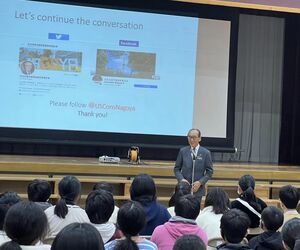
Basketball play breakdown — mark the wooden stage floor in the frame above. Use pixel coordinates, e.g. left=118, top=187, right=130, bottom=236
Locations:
left=0, top=154, right=299, bottom=181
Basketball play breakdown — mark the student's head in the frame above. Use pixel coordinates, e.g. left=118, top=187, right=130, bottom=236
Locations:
left=282, top=218, right=300, bottom=250
left=27, top=179, right=51, bottom=202
left=187, top=128, right=201, bottom=148
left=115, top=201, right=146, bottom=250
left=238, top=175, right=261, bottom=210
left=279, top=185, right=300, bottom=210
left=130, top=174, right=156, bottom=203
left=238, top=174, right=255, bottom=193
left=204, top=187, right=230, bottom=214
left=55, top=176, right=81, bottom=218
left=0, top=192, right=21, bottom=230
left=261, top=206, right=283, bottom=232
left=3, top=201, right=48, bottom=246
left=51, top=223, right=104, bottom=250
left=175, top=194, right=200, bottom=220
left=173, top=234, right=206, bottom=250
left=169, top=182, right=191, bottom=207
left=93, top=182, right=113, bottom=194
left=220, top=209, right=250, bottom=243
left=85, top=190, right=114, bottom=224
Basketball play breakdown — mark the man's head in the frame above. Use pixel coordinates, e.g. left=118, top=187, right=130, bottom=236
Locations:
left=220, top=209, right=250, bottom=243
left=279, top=185, right=300, bottom=210
left=187, top=129, right=201, bottom=148
left=261, top=206, right=283, bottom=232
left=175, top=194, right=200, bottom=220
left=21, top=61, right=34, bottom=74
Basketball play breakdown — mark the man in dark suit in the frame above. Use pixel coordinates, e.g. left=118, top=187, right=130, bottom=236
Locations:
left=174, top=128, right=213, bottom=199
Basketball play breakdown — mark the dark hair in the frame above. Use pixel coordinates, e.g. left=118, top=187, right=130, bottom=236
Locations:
left=204, top=187, right=230, bottom=214
left=130, top=174, right=156, bottom=204
left=27, top=179, right=51, bottom=202
left=173, top=234, right=206, bottom=250
left=238, top=175, right=261, bottom=212
left=169, top=182, right=191, bottom=207
left=188, top=128, right=201, bottom=138
left=115, top=201, right=146, bottom=250
left=93, top=182, right=113, bottom=194
left=3, top=201, right=48, bottom=247
left=55, top=176, right=81, bottom=218
left=261, top=206, right=283, bottom=231
left=175, top=194, right=200, bottom=220
left=220, top=209, right=250, bottom=243
left=86, top=190, right=114, bottom=224
left=279, top=185, right=300, bottom=209
left=282, top=218, right=300, bottom=250
left=51, top=223, right=104, bottom=250
left=0, top=192, right=21, bottom=230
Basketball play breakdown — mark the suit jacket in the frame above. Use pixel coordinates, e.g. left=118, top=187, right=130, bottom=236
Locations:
left=174, top=145, right=213, bottom=196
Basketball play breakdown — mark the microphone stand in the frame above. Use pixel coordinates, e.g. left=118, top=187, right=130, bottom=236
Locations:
left=191, top=151, right=196, bottom=195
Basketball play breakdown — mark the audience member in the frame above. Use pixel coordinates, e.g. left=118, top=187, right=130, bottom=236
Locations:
left=130, top=174, right=170, bottom=235
left=196, top=187, right=230, bottom=241
left=86, top=190, right=121, bottom=243
left=104, top=200, right=157, bottom=250
left=0, top=201, right=50, bottom=250
left=173, top=234, right=206, bottom=250
left=0, top=192, right=21, bottom=245
left=151, top=194, right=207, bottom=250
left=279, top=185, right=300, bottom=226
left=249, top=206, right=284, bottom=250
left=231, top=175, right=267, bottom=232
left=44, top=176, right=89, bottom=238
left=217, top=209, right=251, bottom=250
left=281, top=218, right=300, bottom=250
left=27, top=179, right=52, bottom=211
left=168, top=182, right=191, bottom=217
left=93, top=182, right=119, bottom=224
left=51, top=223, right=104, bottom=250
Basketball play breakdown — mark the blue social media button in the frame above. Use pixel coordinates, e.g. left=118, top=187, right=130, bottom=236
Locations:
left=48, top=33, right=69, bottom=40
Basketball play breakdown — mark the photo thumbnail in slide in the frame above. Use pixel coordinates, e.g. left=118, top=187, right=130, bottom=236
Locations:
left=95, top=49, right=156, bottom=80
left=19, top=48, right=82, bottom=73
left=20, top=61, right=35, bottom=75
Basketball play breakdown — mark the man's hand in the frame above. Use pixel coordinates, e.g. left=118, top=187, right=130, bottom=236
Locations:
left=192, top=181, right=202, bottom=193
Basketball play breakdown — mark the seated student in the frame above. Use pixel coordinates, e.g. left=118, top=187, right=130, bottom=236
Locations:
left=168, top=182, right=191, bottom=217
left=93, top=182, right=119, bottom=224
left=27, top=179, right=52, bottom=211
left=104, top=200, right=158, bottom=250
left=231, top=175, right=267, bottom=235
left=0, top=201, right=50, bottom=250
left=0, top=192, right=21, bottom=245
left=173, top=235, right=206, bottom=250
left=51, top=223, right=104, bottom=250
left=217, top=209, right=251, bottom=250
left=279, top=185, right=300, bottom=226
left=44, top=176, right=90, bottom=238
left=281, top=218, right=300, bottom=250
left=130, top=174, right=170, bottom=235
left=85, top=190, right=121, bottom=244
left=151, top=194, right=208, bottom=250
left=249, top=206, right=284, bottom=250
left=196, top=187, right=230, bottom=241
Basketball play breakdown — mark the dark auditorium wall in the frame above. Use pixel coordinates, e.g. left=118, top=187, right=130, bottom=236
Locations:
left=279, top=14, right=300, bottom=165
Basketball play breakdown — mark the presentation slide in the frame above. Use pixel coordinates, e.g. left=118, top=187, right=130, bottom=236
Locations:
left=0, top=0, right=230, bottom=138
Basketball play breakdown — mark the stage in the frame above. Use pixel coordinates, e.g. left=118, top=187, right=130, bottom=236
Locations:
left=0, top=154, right=299, bottom=206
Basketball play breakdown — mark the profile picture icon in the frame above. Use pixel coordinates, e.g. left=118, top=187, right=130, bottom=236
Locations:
left=20, top=60, right=35, bottom=75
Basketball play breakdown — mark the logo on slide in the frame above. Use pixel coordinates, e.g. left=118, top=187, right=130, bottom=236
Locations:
left=48, top=33, right=69, bottom=40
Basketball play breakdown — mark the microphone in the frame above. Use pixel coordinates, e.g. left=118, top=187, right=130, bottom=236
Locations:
left=191, top=148, right=197, bottom=161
